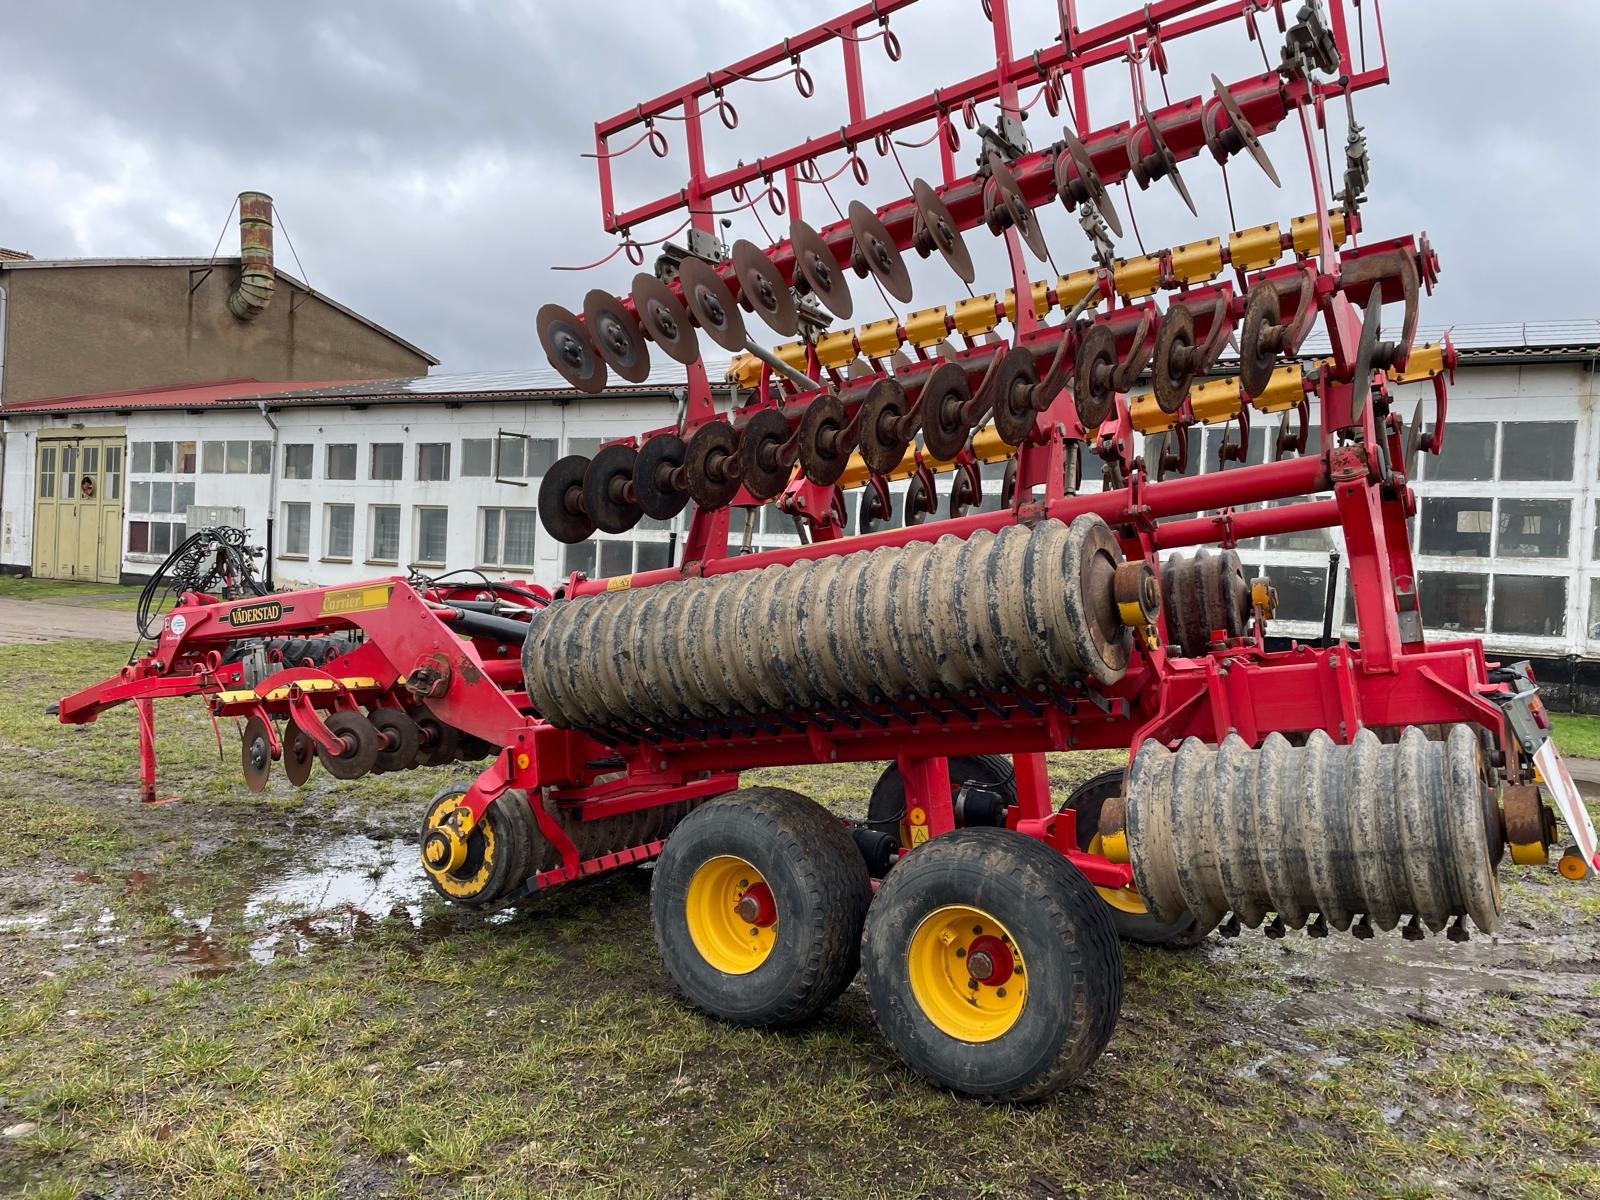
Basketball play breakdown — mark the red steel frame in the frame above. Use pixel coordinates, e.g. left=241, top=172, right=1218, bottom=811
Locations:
left=60, top=0, right=1569, bottom=891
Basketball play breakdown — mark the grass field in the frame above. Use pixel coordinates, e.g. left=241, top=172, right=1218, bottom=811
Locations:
left=0, top=577, right=143, bottom=610
left=1550, top=712, right=1600, bottom=762
left=1, top=639, right=1597, bottom=1200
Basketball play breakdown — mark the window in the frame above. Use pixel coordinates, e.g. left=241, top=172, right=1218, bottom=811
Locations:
left=1265, top=501, right=1334, bottom=552
left=225, top=441, right=249, bottom=473
left=128, top=519, right=185, bottom=557
left=131, top=442, right=151, bottom=474
left=1425, top=422, right=1494, bottom=482
left=282, top=502, right=310, bottom=558
left=1420, top=572, right=1488, bottom=633
left=415, top=507, right=448, bottom=564
left=39, top=446, right=57, bottom=498
left=128, top=521, right=148, bottom=554
left=202, top=441, right=224, bottom=473
left=480, top=508, right=536, bottom=568
left=250, top=441, right=272, bottom=474
left=174, top=482, right=195, bottom=515
left=496, top=436, right=525, bottom=478
left=324, top=504, right=354, bottom=560
left=461, top=439, right=493, bottom=477
left=637, top=540, right=672, bottom=572
left=152, top=441, right=174, bottom=473
left=1492, top=576, right=1565, bottom=638
left=1501, top=422, right=1574, bottom=482
left=130, top=481, right=150, bottom=511
left=1419, top=497, right=1492, bottom=558
left=151, top=481, right=173, bottom=514
left=563, top=541, right=596, bottom=578
left=525, top=438, right=557, bottom=477
left=1270, top=564, right=1329, bottom=623
left=176, top=441, right=197, bottom=473
left=369, top=505, right=401, bottom=562
left=598, top=539, right=633, bottom=578
left=1589, top=583, right=1600, bottom=641
left=1496, top=498, right=1570, bottom=559
left=327, top=444, right=356, bottom=480
left=417, top=443, right=451, bottom=482
left=567, top=437, right=603, bottom=459
left=103, top=446, right=122, bottom=501
left=59, top=445, right=77, bottom=499
left=370, top=443, right=403, bottom=481
left=283, top=444, right=313, bottom=479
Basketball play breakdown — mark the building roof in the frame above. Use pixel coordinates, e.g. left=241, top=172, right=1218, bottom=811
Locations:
left=0, top=247, right=32, bottom=261
left=0, top=363, right=732, bottom=418
left=0, top=255, right=439, bottom=366
left=1297, top=319, right=1600, bottom=363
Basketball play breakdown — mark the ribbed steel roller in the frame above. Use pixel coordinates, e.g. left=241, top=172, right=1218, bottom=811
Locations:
left=1123, top=726, right=1502, bottom=936
left=522, top=515, right=1132, bottom=732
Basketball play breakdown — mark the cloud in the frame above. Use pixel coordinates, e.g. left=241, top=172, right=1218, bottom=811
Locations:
left=1, top=0, right=1594, bottom=371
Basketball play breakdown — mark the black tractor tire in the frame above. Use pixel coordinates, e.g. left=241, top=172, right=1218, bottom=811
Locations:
left=862, top=827, right=1123, bottom=1102
left=865, top=754, right=1017, bottom=850
left=651, top=787, right=872, bottom=1028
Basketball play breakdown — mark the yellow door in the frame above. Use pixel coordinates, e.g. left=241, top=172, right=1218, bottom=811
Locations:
left=33, top=441, right=61, bottom=579
left=32, top=432, right=126, bottom=583
left=98, top=441, right=125, bottom=583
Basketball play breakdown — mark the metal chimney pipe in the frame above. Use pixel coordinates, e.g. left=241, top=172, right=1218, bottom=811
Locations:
left=227, top=191, right=275, bottom=321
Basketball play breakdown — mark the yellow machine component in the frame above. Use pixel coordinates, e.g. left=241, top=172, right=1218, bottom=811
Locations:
left=953, top=293, right=1001, bottom=338
left=1251, top=578, right=1278, bottom=621
left=420, top=796, right=494, bottom=899
left=726, top=352, right=762, bottom=388
left=1098, top=828, right=1129, bottom=864
left=904, top=304, right=950, bottom=349
left=685, top=854, right=777, bottom=974
left=1113, top=254, right=1162, bottom=300
left=816, top=329, right=858, bottom=370
left=1228, top=221, right=1283, bottom=272
left=1189, top=376, right=1244, bottom=425
left=1289, top=208, right=1349, bottom=257
left=216, top=689, right=258, bottom=706
left=906, top=904, right=1028, bottom=1042
left=1002, top=280, right=1051, bottom=321
left=1392, top=341, right=1446, bottom=383
left=1169, top=236, right=1224, bottom=285
left=1129, top=392, right=1177, bottom=434
left=1558, top=849, right=1590, bottom=881
left=774, top=342, right=809, bottom=372
left=1056, top=268, right=1100, bottom=309
left=1509, top=840, right=1550, bottom=867
left=857, top=316, right=903, bottom=360
left=1248, top=364, right=1305, bottom=414
left=835, top=422, right=1011, bottom=490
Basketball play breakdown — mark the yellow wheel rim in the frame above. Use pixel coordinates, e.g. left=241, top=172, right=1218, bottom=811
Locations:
left=421, top=795, right=497, bottom=900
left=1087, top=832, right=1149, bottom=916
left=685, top=855, right=778, bottom=975
left=907, top=904, right=1028, bottom=1043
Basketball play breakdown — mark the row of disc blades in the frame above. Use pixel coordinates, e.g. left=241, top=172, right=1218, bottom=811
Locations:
left=538, top=77, right=1281, bottom=395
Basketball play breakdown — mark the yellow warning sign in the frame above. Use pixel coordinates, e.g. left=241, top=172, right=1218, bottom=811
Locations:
left=606, top=575, right=633, bottom=592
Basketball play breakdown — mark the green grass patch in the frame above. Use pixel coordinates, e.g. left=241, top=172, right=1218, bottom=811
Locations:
left=1549, top=711, right=1600, bottom=761
left=0, top=576, right=144, bottom=609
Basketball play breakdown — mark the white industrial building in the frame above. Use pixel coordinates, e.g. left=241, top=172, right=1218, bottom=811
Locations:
left=0, top=322, right=1595, bottom=696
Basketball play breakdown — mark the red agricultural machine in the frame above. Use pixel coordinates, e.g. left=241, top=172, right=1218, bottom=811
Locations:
left=58, top=0, right=1596, bottom=1100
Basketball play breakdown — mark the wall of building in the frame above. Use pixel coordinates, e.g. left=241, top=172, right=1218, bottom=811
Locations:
left=0, top=263, right=431, bottom=405
left=0, top=393, right=679, bottom=588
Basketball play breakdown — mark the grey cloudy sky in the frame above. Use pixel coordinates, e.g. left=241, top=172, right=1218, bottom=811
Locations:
left=3, top=1, right=1595, bottom=372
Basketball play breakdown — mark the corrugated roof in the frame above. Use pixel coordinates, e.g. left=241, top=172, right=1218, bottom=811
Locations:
left=0, top=255, right=439, bottom=365
left=1297, top=319, right=1600, bottom=360
left=0, top=247, right=32, bottom=261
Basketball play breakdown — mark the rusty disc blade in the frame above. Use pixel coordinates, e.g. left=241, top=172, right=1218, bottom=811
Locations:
left=684, top=419, right=744, bottom=508
left=282, top=720, right=316, bottom=787
left=911, top=178, right=974, bottom=284
left=1139, top=107, right=1197, bottom=216
left=848, top=200, right=913, bottom=303
left=738, top=407, right=795, bottom=500
left=537, top=454, right=597, bottom=544
left=634, top=433, right=689, bottom=520
left=988, top=153, right=1049, bottom=263
left=583, top=443, right=643, bottom=534
left=1057, top=127, right=1123, bottom=238
left=916, top=361, right=975, bottom=461
left=797, top=392, right=852, bottom=485
left=1152, top=303, right=1197, bottom=414
left=537, top=303, right=608, bottom=392
left=241, top=713, right=272, bottom=793
left=1211, top=74, right=1280, bottom=188
left=1239, top=281, right=1281, bottom=398
left=631, top=273, right=700, bottom=366
left=731, top=239, right=799, bottom=337
left=582, top=290, right=651, bottom=384
left=991, top=346, right=1040, bottom=447
left=790, top=219, right=853, bottom=320
left=678, top=257, right=748, bottom=353
left=858, top=376, right=913, bottom=475
left=1073, top=322, right=1118, bottom=430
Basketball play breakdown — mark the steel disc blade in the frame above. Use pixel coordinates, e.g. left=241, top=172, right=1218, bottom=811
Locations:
left=1152, top=303, right=1197, bottom=414
left=583, top=443, right=644, bottom=534
left=989, top=153, right=1049, bottom=263
left=790, top=219, right=853, bottom=319
left=858, top=376, right=913, bottom=475
left=1140, top=107, right=1197, bottom=216
left=634, top=433, right=690, bottom=520
left=911, top=178, right=974, bottom=284
left=796, top=392, right=852, bottom=485
left=731, top=239, right=799, bottom=337
left=678, top=257, right=748, bottom=353
left=848, top=200, right=913, bottom=303
left=738, top=407, right=796, bottom=500
left=1057, top=127, right=1123, bottom=238
left=1212, top=74, right=1280, bottom=188
left=536, top=303, right=608, bottom=392
left=282, top=721, right=315, bottom=787
left=1404, top=399, right=1424, bottom=481
left=582, top=289, right=651, bottom=384
left=684, top=419, right=744, bottom=509
left=1350, top=290, right=1384, bottom=424
left=537, top=454, right=597, bottom=544
left=241, top=713, right=272, bottom=793
left=631, top=273, right=700, bottom=366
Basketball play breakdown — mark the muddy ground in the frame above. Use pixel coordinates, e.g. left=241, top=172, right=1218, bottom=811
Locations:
left=0, top=639, right=1597, bottom=1200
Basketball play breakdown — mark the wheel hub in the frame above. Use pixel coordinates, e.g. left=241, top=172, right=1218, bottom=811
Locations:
left=734, top=882, right=777, bottom=927
left=907, top=904, right=1028, bottom=1042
